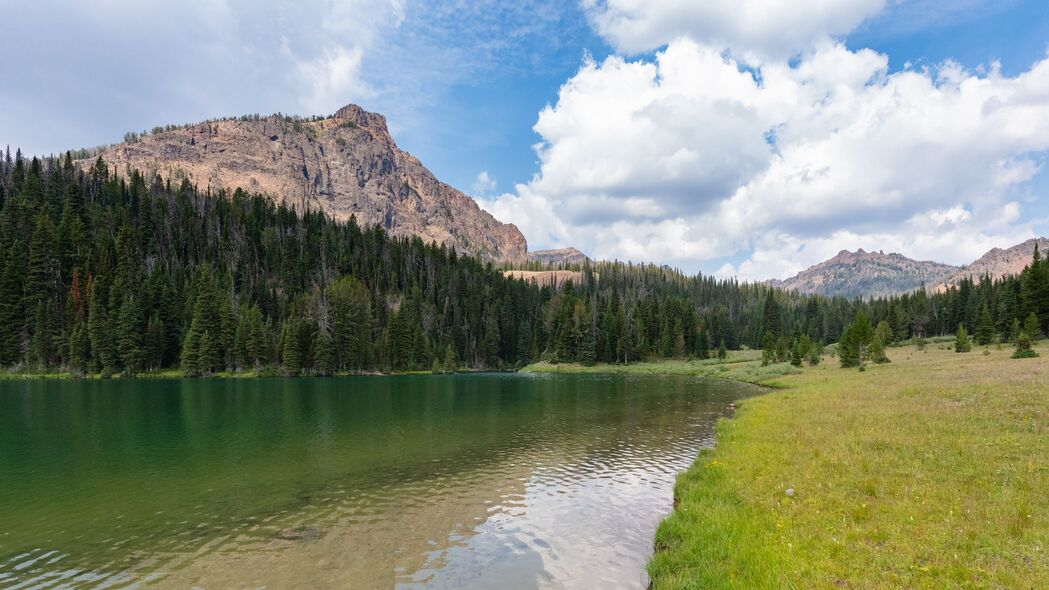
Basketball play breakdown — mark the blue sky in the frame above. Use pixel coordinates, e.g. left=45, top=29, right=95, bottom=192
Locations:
left=2, top=1, right=1048, bottom=278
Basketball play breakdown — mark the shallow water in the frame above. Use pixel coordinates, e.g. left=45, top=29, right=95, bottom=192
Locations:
left=0, top=373, right=759, bottom=589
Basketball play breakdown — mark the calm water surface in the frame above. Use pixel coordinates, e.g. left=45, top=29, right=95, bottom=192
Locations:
left=0, top=373, right=759, bottom=589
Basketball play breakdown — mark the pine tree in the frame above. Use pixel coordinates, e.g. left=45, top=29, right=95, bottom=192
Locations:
left=579, top=327, right=597, bottom=366
left=87, top=279, right=117, bottom=375
left=67, top=322, right=91, bottom=376
left=443, top=343, right=458, bottom=373
left=117, top=294, right=145, bottom=375
left=1012, top=331, right=1038, bottom=359
left=1023, top=312, right=1042, bottom=343
left=870, top=328, right=889, bottom=364
left=790, top=338, right=804, bottom=367
left=761, top=331, right=776, bottom=366
left=697, top=328, right=711, bottom=360
left=281, top=320, right=303, bottom=376
left=974, top=304, right=994, bottom=345
left=313, top=328, right=334, bottom=376
left=775, top=336, right=789, bottom=363
left=1009, top=318, right=1022, bottom=344
left=717, top=338, right=727, bottom=360
left=954, top=323, right=971, bottom=353
left=145, top=314, right=165, bottom=371
left=807, top=341, right=822, bottom=366
left=762, top=292, right=783, bottom=339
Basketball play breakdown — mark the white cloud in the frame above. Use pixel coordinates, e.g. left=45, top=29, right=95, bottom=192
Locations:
left=483, top=37, right=1049, bottom=279
left=470, top=171, right=498, bottom=197
left=582, top=0, right=886, bottom=58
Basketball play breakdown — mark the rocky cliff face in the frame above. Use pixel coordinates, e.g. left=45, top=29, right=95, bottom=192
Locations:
left=768, top=249, right=959, bottom=298
left=78, top=104, right=527, bottom=261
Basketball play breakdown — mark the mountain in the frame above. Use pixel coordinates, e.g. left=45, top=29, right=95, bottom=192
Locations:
left=935, top=238, right=1049, bottom=290
left=526, top=247, right=589, bottom=266
left=771, top=238, right=1049, bottom=298
left=768, top=249, right=959, bottom=298
left=77, top=104, right=527, bottom=261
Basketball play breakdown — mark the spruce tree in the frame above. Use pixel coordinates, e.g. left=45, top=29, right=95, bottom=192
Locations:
left=717, top=339, right=727, bottom=360
left=790, top=338, right=804, bottom=367
left=974, top=304, right=994, bottom=345
left=1012, top=331, right=1038, bottom=359
left=67, top=322, right=90, bottom=376
left=281, top=320, right=303, bottom=376
left=761, top=331, right=776, bottom=366
left=870, top=328, right=889, bottom=364
left=954, top=323, right=971, bottom=353
left=807, top=341, right=822, bottom=366
left=313, top=328, right=334, bottom=376
left=1023, top=312, right=1042, bottom=343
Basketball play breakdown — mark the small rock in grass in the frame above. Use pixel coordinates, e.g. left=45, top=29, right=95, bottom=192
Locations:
left=785, top=488, right=796, bottom=498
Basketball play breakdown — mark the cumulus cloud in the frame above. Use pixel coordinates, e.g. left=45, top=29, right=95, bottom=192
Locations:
left=582, top=0, right=886, bottom=58
left=470, top=171, right=498, bottom=197
left=482, top=37, right=1049, bottom=279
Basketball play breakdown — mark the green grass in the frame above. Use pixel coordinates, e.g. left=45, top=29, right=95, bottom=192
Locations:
left=520, top=351, right=801, bottom=386
left=648, top=342, right=1049, bottom=589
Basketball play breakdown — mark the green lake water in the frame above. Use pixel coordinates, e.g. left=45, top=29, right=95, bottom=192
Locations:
left=0, top=373, right=760, bottom=589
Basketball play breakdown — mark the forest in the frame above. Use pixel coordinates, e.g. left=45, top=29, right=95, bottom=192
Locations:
left=0, top=148, right=1046, bottom=376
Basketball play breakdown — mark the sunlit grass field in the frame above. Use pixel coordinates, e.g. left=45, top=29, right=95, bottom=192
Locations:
left=522, top=350, right=801, bottom=385
left=648, top=342, right=1049, bottom=589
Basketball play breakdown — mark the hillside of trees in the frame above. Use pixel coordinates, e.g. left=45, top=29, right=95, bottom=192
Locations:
left=0, top=149, right=1046, bottom=376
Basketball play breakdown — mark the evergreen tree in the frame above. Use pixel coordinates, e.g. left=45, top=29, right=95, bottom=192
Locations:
left=117, top=294, right=145, bottom=375
left=761, top=331, right=776, bottom=366
left=281, top=320, right=303, bottom=376
left=1012, top=331, right=1038, bottom=359
left=1023, top=312, right=1042, bottom=343
left=775, top=335, right=789, bottom=363
left=87, top=279, right=117, bottom=375
left=761, top=292, right=783, bottom=339
left=790, top=338, right=804, bottom=367
left=442, top=343, right=458, bottom=372
left=717, top=338, right=727, bottom=360
left=67, top=322, right=90, bottom=376
left=974, top=303, right=994, bottom=345
left=807, top=341, right=822, bottom=366
left=870, top=327, right=889, bottom=364
left=954, top=323, right=971, bottom=353
left=313, top=328, right=334, bottom=376
left=697, top=328, right=711, bottom=360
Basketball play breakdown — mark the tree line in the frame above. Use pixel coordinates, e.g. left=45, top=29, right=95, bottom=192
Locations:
left=0, top=148, right=1046, bottom=376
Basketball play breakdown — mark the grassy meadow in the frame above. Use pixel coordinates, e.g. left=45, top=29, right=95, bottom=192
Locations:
left=521, top=350, right=801, bottom=385
left=647, top=341, right=1049, bottom=589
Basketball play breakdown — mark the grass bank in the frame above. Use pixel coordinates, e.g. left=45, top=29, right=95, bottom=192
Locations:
left=649, top=342, right=1049, bottom=588
left=520, top=351, right=801, bottom=386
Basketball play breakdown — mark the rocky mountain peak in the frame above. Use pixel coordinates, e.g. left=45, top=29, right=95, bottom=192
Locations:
left=77, top=104, right=528, bottom=262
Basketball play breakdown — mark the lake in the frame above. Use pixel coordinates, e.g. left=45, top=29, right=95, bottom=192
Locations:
left=0, top=373, right=759, bottom=589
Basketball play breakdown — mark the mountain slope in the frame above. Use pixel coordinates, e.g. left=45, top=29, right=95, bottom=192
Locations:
left=936, top=238, right=1049, bottom=290
left=768, top=249, right=959, bottom=298
left=77, top=104, right=527, bottom=261
left=771, top=238, right=1049, bottom=298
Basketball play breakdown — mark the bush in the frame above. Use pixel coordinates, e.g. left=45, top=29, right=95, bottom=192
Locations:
left=1012, top=332, right=1039, bottom=359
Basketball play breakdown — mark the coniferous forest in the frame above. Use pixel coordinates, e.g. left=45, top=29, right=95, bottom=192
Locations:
left=1, top=149, right=1047, bottom=376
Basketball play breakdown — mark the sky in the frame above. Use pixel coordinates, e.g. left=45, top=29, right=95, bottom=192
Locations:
left=2, top=0, right=1048, bottom=280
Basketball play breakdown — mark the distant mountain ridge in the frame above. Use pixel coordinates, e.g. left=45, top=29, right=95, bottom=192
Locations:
left=526, top=247, right=589, bottom=266
left=769, top=238, right=1049, bottom=298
